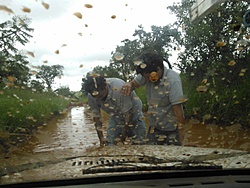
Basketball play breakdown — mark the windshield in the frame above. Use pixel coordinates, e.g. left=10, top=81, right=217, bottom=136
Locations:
left=0, top=0, right=249, bottom=186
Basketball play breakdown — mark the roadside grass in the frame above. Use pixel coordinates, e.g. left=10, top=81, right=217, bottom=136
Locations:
left=0, top=88, right=71, bottom=133
left=180, top=73, right=250, bottom=127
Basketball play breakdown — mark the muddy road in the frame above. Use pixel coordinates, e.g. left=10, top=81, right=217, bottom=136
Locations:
left=1, top=105, right=249, bottom=169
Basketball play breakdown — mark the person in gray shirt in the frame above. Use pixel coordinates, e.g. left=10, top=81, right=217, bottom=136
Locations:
left=121, top=52, right=185, bottom=145
left=83, top=75, right=146, bottom=146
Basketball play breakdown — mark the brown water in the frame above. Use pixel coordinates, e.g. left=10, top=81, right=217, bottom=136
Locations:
left=1, top=105, right=249, bottom=167
left=29, top=106, right=100, bottom=153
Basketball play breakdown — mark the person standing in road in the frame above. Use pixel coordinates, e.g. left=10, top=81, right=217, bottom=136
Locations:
left=83, top=75, right=146, bottom=146
left=120, top=52, right=185, bottom=145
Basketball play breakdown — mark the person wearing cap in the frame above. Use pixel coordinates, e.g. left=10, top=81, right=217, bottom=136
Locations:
left=83, top=75, right=146, bottom=146
left=121, top=52, right=185, bottom=145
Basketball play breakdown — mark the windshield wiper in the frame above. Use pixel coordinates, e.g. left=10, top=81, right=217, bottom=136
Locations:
left=81, top=151, right=249, bottom=174
left=82, top=155, right=222, bottom=174
left=83, top=164, right=222, bottom=174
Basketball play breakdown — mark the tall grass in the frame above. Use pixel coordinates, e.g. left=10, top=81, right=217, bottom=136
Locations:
left=0, top=88, right=70, bottom=133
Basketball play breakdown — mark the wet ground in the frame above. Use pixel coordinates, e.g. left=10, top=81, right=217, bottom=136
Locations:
left=179, top=121, right=250, bottom=151
left=1, top=105, right=249, bottom=168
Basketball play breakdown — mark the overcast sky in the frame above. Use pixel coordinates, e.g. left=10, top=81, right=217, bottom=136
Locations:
left=1, top=0, right=181, bottom=91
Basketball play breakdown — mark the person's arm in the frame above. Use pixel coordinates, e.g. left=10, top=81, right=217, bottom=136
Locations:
left=93, top=117, right=106, bottom=146
left=121, top=80, right=140, bottom=96
left=172, top=104, right=185, bottom=125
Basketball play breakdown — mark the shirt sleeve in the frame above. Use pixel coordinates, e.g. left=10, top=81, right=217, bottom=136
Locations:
left=169, top=80, right=184, bottom=105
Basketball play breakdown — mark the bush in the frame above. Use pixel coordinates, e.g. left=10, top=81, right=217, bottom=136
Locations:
left=181, top=73, right=250, bottom=127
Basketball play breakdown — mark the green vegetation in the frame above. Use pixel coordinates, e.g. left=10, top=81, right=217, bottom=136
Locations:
left=181, top=73, right=250, bottom=126
left=0, top=16, right=32, bottom=86
left=0, top=88, right=70, bottom=133
left=135, top=86, right=147, bottom=111
left=171, top=0, right=250, bottom=127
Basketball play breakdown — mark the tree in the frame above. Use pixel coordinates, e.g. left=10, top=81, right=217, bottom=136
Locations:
left=54, top=86, right=72, bottom=97
left=133, top=25, right=180, bottom=59
left=110, top=39, right=140, bottom=81
left=29, top=80, right=45, bottom=92
left=0, top=53, right=30, bottom=86
left=92, top=65, right=121, bottom=79
left=0, top=16, right=33, bottom=86
left=36, top=65, right=64, bottom=90
left=0, top=16, right=33, bottom=56
left=168, top=0, right=250, bottom=126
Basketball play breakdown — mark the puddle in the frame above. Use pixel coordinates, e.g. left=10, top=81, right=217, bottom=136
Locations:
left=33, top=106, right=99, bottom=153
left=14, top=106, right=103, bottom=154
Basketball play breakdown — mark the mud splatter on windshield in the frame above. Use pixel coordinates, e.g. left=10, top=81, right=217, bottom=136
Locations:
left=0, top=0, right=249, bottom=186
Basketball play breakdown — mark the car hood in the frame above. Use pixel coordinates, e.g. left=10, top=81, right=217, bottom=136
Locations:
left=1, top=145, right=249, bottom=185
